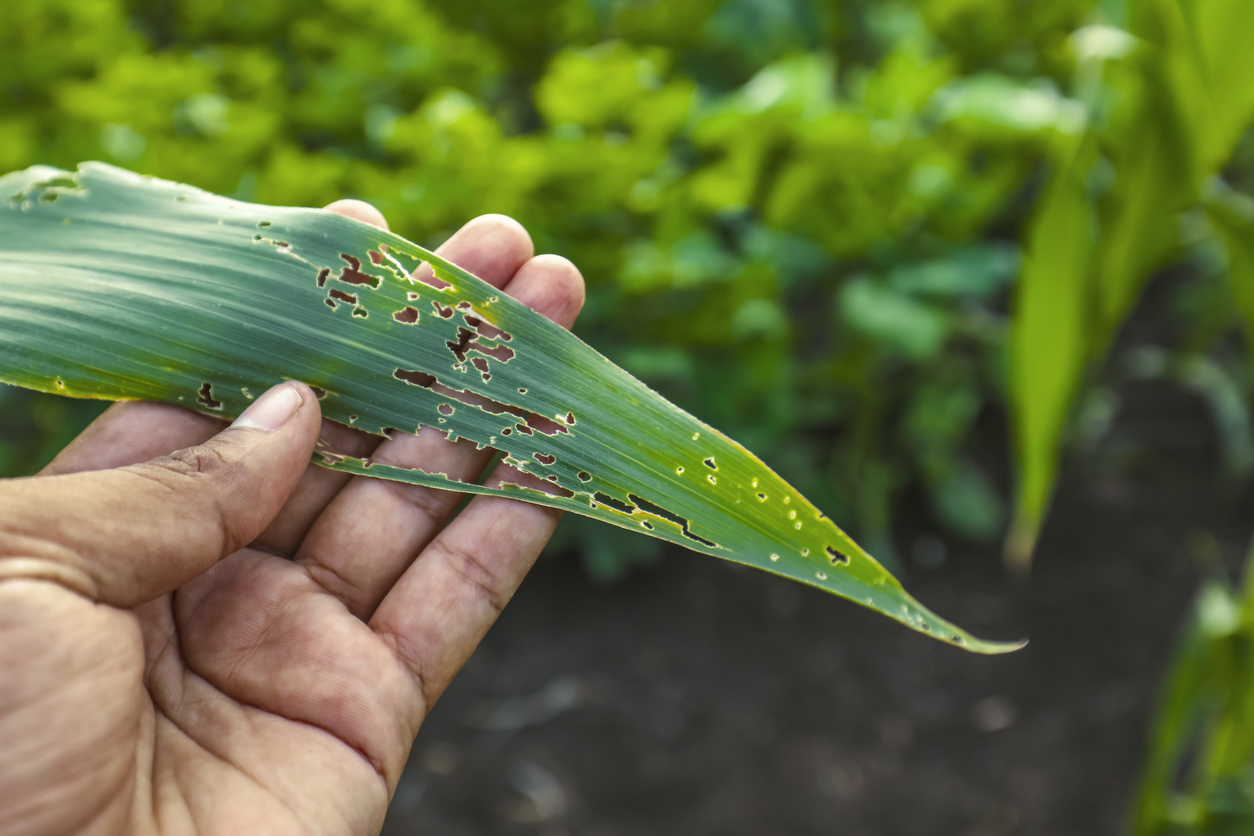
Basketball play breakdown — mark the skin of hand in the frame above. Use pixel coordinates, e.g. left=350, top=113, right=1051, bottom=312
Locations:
left=0, top=202, right=585, bottom=835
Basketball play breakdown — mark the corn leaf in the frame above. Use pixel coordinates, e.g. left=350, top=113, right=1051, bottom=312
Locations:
left=0, top=162, right=1021, bottom=654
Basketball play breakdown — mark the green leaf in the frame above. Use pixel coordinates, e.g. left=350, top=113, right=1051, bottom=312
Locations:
left=0, top=161, right=1023, bottom=654
left=1007, top=146, right=1095, bottom=570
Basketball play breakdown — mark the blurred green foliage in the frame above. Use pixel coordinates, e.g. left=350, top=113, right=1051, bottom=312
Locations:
left=1134, top=543, right=1254, bottom=835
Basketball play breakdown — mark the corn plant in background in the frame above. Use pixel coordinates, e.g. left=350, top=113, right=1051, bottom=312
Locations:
left=1132, top=550, right=1254, bottom=834
left=1007, top=0, right=1254, bottom=569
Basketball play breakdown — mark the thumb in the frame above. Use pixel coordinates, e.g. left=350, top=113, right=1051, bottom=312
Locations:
left=0, top=382, right=322, bottom=607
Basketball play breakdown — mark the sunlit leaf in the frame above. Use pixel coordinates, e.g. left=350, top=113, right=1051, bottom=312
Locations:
left=1007, top=144, right=1095, bottom=570
left=0, top=162, right=1023, bottom=654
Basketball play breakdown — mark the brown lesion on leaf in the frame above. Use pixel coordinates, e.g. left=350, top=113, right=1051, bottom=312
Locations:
left=197, top=382, right=223, bottom=410
left=393, top=306, right=420, bottom=324
left=825, top=546, right=849, bottom=565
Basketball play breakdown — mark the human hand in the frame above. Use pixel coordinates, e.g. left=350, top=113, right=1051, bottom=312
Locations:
left=0, top=203, right=585, bottom=835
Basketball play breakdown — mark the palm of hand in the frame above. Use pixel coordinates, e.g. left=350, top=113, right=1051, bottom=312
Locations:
left=0, top=205, right=585, bottom=835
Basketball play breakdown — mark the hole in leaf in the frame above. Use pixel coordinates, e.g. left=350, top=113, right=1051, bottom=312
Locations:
left=826, top=546, right=849, bottom=565
left=703, top=457, right=717, bottom=470
left=525, top=413, right=569, bottom=436
left=593, top=492, right=636, bottom=514
left=394, top=369, right=436, bottom=388
left=197, top=382, right=222, bottom=410
left=438, top=403, right=454, bottom=416
left=309, top=387, right=327, bottom=400
left=352, top=306, right=368, bottom=318
left=328, top=288, right=358, bottom=305
left=317, top=268, right=330, bottom=287
left=465, top=315, right=511, bottom=341
left=337, top=254, right=380, bottom=288
left=433, top=302, right=454, bottom=319
left=534, top=453, right=556, bottom=465
left=393, top=306, right=420, bottom=324
left=627, top=493, right=718, bottom=548
left=577, top=471, right=591, bottom=481
left=415, top=268, right=452, bottom=291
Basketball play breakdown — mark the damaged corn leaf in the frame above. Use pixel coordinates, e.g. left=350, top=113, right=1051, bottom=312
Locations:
left=0, top=162, right=1022, bottom=654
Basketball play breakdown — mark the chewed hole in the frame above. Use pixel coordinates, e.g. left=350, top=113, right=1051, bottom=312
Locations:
left=816, top=571, right=827, bottom=581
left=577, top=471, right=591, bottom=482
left=676, top=466, right=684, bottom=475
left=825, top=546, right=849, bottom=565
left=393, top=306, right=420, bottom=324
left=196, top=382, right=223, bottom=410
left=703, top=457, right=717, bottom=470
left=438, top=403, right=454, bottom=416
left=534, top=453, right=556, bottom=465
left=707, top=475, right=716, bottom=484
left=756, top=493, right=767, bottom=501
left=769, top=553, right=780, bottom=562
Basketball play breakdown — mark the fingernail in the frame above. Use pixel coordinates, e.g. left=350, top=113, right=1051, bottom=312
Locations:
left=233, top=383, right=303, bottom=431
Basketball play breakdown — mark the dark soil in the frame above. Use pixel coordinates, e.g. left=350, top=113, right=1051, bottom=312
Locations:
left=380, top=279, right=1254, bottom=834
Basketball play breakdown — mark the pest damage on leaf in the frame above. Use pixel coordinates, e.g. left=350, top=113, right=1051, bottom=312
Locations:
left=0, top=162, right=1024, bottom=656
left=196, top=382, right=222, bottom=410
